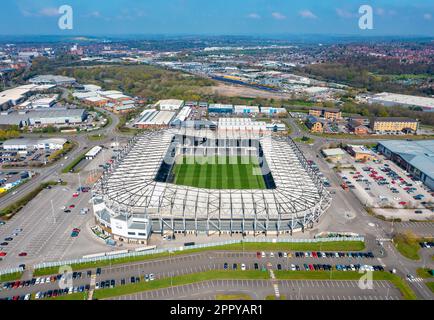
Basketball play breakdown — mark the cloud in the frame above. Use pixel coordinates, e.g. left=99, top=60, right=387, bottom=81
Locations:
left=299, top=10, right=317, bottom=19
left=20, top=7, right=59, bottom=17
left=247, top=13, right=261, bottom=19
left=335, top=8, right=356, bottom=19
left=39, top=7, right=59, bottom=17
left=272, top=12, right=286, bottom=20
left=375, top=8, right=385, bottom=16
left=423, top=13, right=432, bottom=20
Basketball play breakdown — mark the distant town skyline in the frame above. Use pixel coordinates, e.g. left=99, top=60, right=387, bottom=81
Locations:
left=0, top=0, right=433, bottom=36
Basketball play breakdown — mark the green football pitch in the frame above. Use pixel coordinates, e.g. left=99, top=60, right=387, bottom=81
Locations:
left=172, top=155, right=267, bottom=190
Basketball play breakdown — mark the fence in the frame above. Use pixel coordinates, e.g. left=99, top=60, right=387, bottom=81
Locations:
left=0, top=267, right=24, bottom=277
left=31, top=236, right=364, bottom=272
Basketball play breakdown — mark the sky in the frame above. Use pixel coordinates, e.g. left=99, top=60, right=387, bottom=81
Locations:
left=0, top=0, right=433, bottom=36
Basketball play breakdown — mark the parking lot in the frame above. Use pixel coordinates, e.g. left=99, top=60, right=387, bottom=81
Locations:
left=0, top=181, right=109, bottom=270
left=108, top=279, right=402, bottom=300
left=340, top=155, right=433, bottom=214
left=0, top=248, right=396, bottom=299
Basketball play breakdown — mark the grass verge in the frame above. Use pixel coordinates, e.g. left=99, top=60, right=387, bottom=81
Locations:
left=416, top=268, right=433, bottom=278
left=61, top=152, right=87, bottom=173
left=0, top=272, right=23, bottom=283
left=33, top=241, right=365, bottom=276
left=93, top=270, right=268, bottom=300
left=426, top=282, right=434, bottom=294
left=393, top=232, right=433, bottom=261
left=274, top=271, right=417, bottom=300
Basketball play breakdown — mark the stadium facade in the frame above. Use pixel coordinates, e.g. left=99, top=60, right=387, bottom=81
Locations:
left=92, top=129, right=331, bottom=244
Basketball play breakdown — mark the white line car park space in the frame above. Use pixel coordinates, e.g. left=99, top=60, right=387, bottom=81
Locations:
left=107, top=279, right=401, bottom=300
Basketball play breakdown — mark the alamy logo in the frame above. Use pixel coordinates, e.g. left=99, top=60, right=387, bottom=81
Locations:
left=359, top=5, right=374, bottom=30
left=358, top=270, right=374, bottom=290
left=58, top=5, right=73, bottom=30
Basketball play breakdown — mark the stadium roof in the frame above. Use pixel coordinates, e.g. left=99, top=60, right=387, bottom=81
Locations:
left=95, top=129, right=331, bottom=223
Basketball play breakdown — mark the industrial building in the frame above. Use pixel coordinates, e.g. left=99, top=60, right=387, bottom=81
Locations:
left=368, top=92, right=434, bottom=112
left=2, top=138, right=67, bottom=151
left=233, top=105, right=260, bottom=114
left=378, top=140, right=434, bottom=189
left=135, top=109, right=176, bottom=129
left=261, top=107, right=287, bottom=116
left=29, top=75, right=76, bottom=86
left=208, top=104, right=234, bottom=114
left=170, top=106, right=192, bottom=126
left=346, top=145, right=376, bottom=162
left=218, top=118, right=266, bottom=132
left=0, top=84, right=56, bottom=110
left=85, top=146, right=102, bottom=160
left=370, top=117, right=419, bottom=134
left=91, top=129, right=331, bottom=242
left=157, top=99, right=185, bottom=111
left=0, top=108, right=87, bottom=127
left=321, top=148, right=346, bottom=162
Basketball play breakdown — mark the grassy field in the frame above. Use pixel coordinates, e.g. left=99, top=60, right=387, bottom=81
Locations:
left=46, top=268, right=416, bottom=301
left=61, top=151, right=87, bottom=173
left=427, top=282, right=434, bottom=293
left=173, top=155, right=266, bottom=190
left=32, top=241, right=365, bottom=276
left=416, top=268, right=434, bottom=278
left=93, top=270, right=268, bottom=300
left=275, top=271, right=417, bottom=300
left=393, top=233, right=432, bottom=261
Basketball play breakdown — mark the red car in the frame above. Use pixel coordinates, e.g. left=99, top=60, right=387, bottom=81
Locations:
left=399, top=201, right=407, bottom=206
left=72, top=193, right=79, bottom=198
left=73, top=228, right=81, bottom=232
left=312, top=252, right=317, bottom=258
left=309, top=264, right=314, bottom=271
left=0, top=251, right=7, bottom=257
left=18, top=252, right=27, bottom=257
left=69, top=204, right=75, bottom=209
left=256, top=252, right=261, bottom=259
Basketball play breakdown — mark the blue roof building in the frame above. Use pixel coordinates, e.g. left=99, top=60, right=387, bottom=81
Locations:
left=378, top=140, right=434, bottom=189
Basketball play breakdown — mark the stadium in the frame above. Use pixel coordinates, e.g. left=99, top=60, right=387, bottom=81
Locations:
left=92, top=128, right=332, bottom=243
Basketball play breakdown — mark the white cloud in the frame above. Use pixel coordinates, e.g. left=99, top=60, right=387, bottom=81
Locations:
left=299, top=10, right=317, bottom=19
left=336, top=8, right=356, bottom=19
left=272, top=12, right=286, bottom=20
left=38, top=7, right=59, bottom=17
left=375, top=8, right=385, bottom=16
left=247, top=13, right=261, bottom=19
left=423, top=13, right=432, bottom=20
left=20, top=7, right=59, bottom=17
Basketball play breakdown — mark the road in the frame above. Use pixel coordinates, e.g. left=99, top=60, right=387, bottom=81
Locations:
left=0, top=109, right=122, bottom=211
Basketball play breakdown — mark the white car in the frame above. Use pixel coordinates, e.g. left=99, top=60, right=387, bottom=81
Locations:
left=335, top=252, right=339, bottom=258
left=69, top=287, right=73, bottom=294
left=241, top=264, right=246, bottom=271
left=291, top=264, right=296, bottom=271
left=24, top=294, right=31, bottom=300
left=149, top=273, right=155, bottom=281
left=95, top=282, right=100, bottom=289
left=270, top=252, right=274, bottom=258
left=35, top=278, right=41, bottom=285
left=261, top=252, right=266, bottom=258
left=283, top=252, right=288, bottom=258
left=45, top=277, right=50, bottom=283
left=35, top=292, right=41, bottom=299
